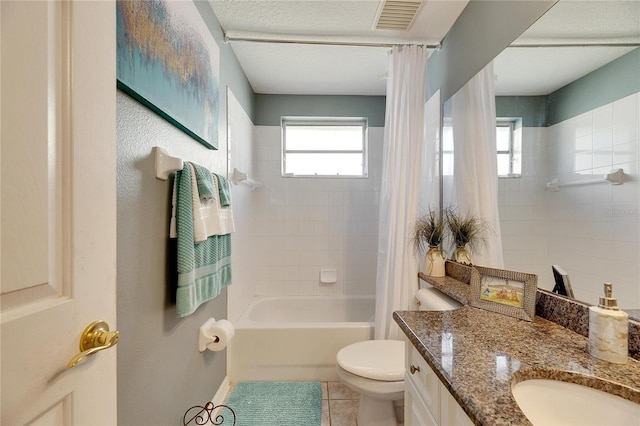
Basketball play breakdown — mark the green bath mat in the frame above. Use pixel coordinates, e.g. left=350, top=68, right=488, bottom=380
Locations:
left=223, top=381, right=322, bottom=426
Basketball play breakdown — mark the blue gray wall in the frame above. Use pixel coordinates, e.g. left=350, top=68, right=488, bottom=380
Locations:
left=254, top=94, right=386, bottom=126
left=195, top=1, right=255, bottom=122
left=547, top=48, right=640, bottom=125
left=496, top=96, right=547, bottom=127
left=426, top=0, right=556, bottom=102
left=497, top=48, right=640, bottom=127
left=116, top=1, right=253, bottom=424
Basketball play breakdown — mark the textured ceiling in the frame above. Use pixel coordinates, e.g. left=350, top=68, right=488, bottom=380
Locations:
left=495, top=0, right=640, bottom=95
left=516, top=0, right=640, bottom=43
left=210, top=0, right=467, bottom=43
left=209, top=1, right=640, bottom=96
left=209, top=0, right=469, bottom=95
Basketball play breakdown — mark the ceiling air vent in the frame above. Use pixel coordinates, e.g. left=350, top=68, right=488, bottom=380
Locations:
left=375, top=0, right=423, bottom=30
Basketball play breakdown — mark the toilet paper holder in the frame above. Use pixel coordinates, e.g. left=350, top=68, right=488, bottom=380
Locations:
left=198, top=318, right=235, bottom=352
left=199, top=319, right=216, bottom=352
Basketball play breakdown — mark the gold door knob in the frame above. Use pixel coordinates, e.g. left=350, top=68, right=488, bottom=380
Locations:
left=410, top=364, right=421, bottom=374
left=67, top=320, right=119, bottom=368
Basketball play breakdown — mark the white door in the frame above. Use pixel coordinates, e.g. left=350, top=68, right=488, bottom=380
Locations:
left=1, top=1, right=117, bottom=424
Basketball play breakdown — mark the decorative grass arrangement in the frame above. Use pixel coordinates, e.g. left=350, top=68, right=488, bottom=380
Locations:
left=445, top=207, right=487, bottom=253
left=412, top=207, right=489, bottom=266
left=412, top=209, right=446, bottom=254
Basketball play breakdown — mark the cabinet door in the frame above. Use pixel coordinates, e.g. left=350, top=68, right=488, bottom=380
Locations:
left=440, top=387, right=475, bottom=426
left=405, top=376, right=438, bottom=426
left=406, top=341, right=441, bottom=421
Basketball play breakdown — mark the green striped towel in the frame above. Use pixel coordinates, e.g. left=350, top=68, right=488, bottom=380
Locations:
left=175, top=164, right=232, bottom=317
left=214, top=173, right=231, bottom=207
left=192, top=163, right=215, bottom=201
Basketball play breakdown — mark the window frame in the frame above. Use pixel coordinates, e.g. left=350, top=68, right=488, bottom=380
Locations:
left=281, top=117, right=369, bottom=178
left=441, top=117, right=521, bottom=178
left=496, top=118, right=521, bottom=178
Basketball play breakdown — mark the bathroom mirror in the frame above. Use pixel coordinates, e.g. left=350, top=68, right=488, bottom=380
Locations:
left=441, top=1, right=640, bottom=319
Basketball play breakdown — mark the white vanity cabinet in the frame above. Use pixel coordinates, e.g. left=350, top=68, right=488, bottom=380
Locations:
left=404, top=341, right=474, bottom=426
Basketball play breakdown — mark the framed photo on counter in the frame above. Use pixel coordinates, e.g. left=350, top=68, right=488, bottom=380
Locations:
left=469, top=266, right=537, bottom=321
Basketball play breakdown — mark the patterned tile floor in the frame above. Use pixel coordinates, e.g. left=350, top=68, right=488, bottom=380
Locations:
left=321, top=382, right=403, bottom=426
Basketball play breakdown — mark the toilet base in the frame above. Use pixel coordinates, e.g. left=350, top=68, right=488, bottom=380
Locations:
left=357, top=394, right=398, bottom=426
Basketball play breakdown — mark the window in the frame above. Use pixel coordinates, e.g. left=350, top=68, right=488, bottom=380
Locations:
left=442, top=118, right=454, bottom=176
left=441, top=118, right=521, bottom=177
left=282, top=118, right=368, bottom=177
left=496, top=119, right=521, bottom=177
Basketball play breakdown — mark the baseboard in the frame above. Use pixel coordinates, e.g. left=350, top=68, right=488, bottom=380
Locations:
left=212, top=375, right=231, bottom=406
left=207, top=376, right=235, bottom=425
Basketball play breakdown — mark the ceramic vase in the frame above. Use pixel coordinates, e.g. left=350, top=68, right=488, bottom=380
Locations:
left=453, top=245, right=472, bottom=265
left=424, top=246, right=446, bottom=277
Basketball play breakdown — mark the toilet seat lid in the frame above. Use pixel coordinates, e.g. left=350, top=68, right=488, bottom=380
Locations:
left=336, top=340, right=404, bottom=381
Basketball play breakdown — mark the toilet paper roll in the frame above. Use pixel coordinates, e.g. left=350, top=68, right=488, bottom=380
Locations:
left=204, top=319, right=235, bottom=352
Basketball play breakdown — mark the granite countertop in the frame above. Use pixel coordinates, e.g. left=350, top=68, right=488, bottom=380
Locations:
left=394, top=306, right=640, bottom=426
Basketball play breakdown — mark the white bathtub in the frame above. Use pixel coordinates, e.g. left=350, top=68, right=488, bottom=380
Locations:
left=228, top=296, right=375, bottom=382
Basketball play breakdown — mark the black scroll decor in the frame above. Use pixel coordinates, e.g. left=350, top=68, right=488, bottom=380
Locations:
left=183, top=402, right=236, bottom=426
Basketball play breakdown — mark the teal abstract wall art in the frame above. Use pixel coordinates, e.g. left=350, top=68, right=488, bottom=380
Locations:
left=117, top=0, right=220, bottom=149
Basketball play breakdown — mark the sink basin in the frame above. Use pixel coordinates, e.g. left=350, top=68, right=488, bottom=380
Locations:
left=512, top=377, right=640, bottom=425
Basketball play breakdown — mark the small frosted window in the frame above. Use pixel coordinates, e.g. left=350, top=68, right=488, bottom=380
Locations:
left=442, top=123, right=454, bottom=176
left=282, top=118, right=368, bottom=177
left=497, top=153, right=511, bottom=176
left=496, top=120, right=521, bottom=177
left=443, top=119, right=520, bottom=178
left=496, top=126, right=511, bottom=151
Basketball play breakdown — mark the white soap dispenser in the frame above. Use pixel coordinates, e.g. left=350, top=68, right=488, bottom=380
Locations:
left=588, top=282, right=628, bottom=364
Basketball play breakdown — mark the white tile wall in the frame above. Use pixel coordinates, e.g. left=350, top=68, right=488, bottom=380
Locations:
left=246, top=125, right=384, bottom=298
left=227, top=89, right=259, bottom=322
left=500, top=92, right=640, bottom=310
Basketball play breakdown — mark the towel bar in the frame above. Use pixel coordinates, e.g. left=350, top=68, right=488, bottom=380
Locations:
left=154, top=146, right=184, bottom=180
left=545, top=168, right=625, bottom=191
left=231, top=167, right=262, bottom=190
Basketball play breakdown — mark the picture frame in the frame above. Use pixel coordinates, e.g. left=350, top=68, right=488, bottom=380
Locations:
left=469, top=266, right=537, bottom=321
left=116, top=0, right=220, bottom=149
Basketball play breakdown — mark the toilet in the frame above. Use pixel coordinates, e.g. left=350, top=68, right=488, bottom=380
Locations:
left=336, top=339, right=405, bottom=426
left=336, top=286, right=463, bottom=425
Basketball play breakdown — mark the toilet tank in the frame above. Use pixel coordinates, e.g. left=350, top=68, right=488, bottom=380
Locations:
left=415, top=286, right=462, bottom=311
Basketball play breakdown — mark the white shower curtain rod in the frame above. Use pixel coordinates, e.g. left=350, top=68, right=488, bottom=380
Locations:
left=509, top=42, right=640, bottom=48
left=224, top=32, right=640, bottom=49
left=223, top=34, right=440, bottom=49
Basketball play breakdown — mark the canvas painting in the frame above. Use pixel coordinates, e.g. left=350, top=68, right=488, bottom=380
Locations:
left=116, top=0, right=219, bottom=149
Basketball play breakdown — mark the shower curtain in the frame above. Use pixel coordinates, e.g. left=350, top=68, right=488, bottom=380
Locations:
left=375, top=45, right=427, bottom=340
left=450, top=62, right=504, bottom=268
